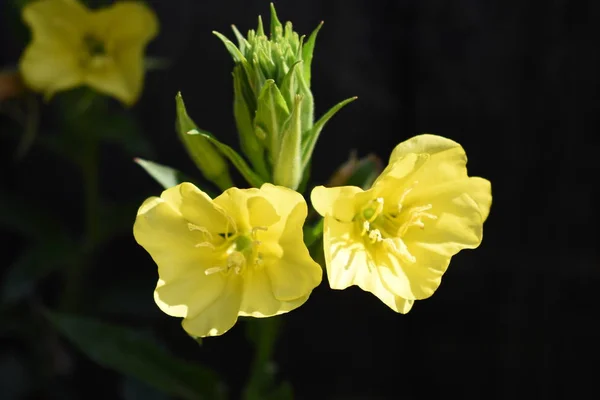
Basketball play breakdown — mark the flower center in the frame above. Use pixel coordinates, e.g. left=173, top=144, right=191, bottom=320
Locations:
left=80, top=34, right=110, bottom=68
left=354, top=184, right=438, bottom=261
left=193, top=224, right=267, bottom=276
left=83, top=34, right=106, bottom=57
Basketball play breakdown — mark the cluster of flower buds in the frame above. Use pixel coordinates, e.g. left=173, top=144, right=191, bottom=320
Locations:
left=179, top=4, right=356, bottom=191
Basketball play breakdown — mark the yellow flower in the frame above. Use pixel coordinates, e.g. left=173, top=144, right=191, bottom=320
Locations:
left=133, top=182, right=322, bottom=337
left=19, top=0, right=158, bottom=106
left=311, top=134, right=492, bottom=313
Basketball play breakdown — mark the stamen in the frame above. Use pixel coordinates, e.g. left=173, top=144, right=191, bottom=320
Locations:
left=195, top=242, right=215, bottom=249
left=368, top=229, right=383, bottom=243
left=398, top=204, right=437, bottom=236
left=384, top=238, right=416, bottom=263
left=205, top=265, right=227, bottom=275
left=361, top=220, right=370, bottom=236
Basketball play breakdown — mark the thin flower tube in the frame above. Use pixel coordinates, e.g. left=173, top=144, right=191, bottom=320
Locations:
left=311, top=134, right=492, bottom=313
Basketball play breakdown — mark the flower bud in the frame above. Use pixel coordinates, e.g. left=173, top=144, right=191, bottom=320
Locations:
left=175, top=92, right=233, bottom=190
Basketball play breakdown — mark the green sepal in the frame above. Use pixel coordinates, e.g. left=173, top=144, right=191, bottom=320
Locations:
left=254, top=80, right=290, bottom=161
left=301, top=21, right=323, bottom=86
left=175, top=92, right=233, bottom=191
left=278, top=60, right=302, bottom=111
left=269, top=3, right=283, bottom=39
left=193, top=132, right=265, bottom=188
left=301, top=96, right=358, bottom=169
left=233, top=68, right=269, bottom=180
left=273, top=94, right=303, bottom=190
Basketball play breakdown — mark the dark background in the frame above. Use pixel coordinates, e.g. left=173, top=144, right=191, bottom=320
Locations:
left=1, top=0, right=599, bottom=399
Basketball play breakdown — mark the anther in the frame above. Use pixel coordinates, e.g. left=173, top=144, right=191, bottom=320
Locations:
left=368, top=229, right=383, bottom=243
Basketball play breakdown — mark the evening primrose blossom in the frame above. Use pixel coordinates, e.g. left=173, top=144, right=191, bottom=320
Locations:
left=133, top=182, right=322, bottom=338
left=19, top=0, right=158, bottom=106
left=311, top=134, right=492, bottom=313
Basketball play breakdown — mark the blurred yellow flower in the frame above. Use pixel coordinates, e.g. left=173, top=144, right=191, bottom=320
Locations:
left=311, top=134, right=492, bottom=313
left=134, top=182, right=322, bottom=337
left=19, top=0, right=158, bottom=106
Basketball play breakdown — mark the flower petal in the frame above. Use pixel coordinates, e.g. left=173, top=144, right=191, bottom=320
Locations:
left=323, top=216, right=412, bottom=313
left=181, top=276, right=244, bottom=337
left=213, top=187, right=261, bottom=233
left=18, top=0, right=90, bottom=97
left=265, top=201, right=322, bottom=301
left=133, top=188, right=220, bottom=283
left=22, top=0, right=89, bottom=47
left=178, top=182, right=230, bottom=234
left=310, top=185, right=362, bottom=222
left=19, top=43, right=84, bottom=98
left=257, top=183, right=304, bottom=240
left=247, top=195, right=280, bottom=229
left=466, top=177, right=492, bottom=222
left=376, top=178, right=489, bottom=300
left=239, top=269, right=309, bottom=317
left=83, top=57, right=141, bottom=106
left=406, top=178, right=489, bottom=256
left=386, top=134, right=469, bottom=191
left=153, top=269, right=226, bottom=319
left=388, top=134, right=462, bottom=164
left=84, top=2, right=157, bottom=105
left=91, top=1, right=158, bottom=46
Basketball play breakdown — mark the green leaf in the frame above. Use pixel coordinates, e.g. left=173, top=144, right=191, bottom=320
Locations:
left=194, top=133, right=265, bottom=188
left=122, top=377, right=170, bottom=400
left=345, top=154, right=383, bottom=190
left=175, top=92, right=233, bottom=191
left=0, top=191, right=69, bottom=239
left=134, top=158, right=184, bottom=190
left=303, top=218, right=323, bottom=248
left=1, top=235, right=76, bottom=305
left=301, top=21, right=323, bottom=86
left=45, top=311, right=226, bottom=400
left=301, top=96, right=357, bottom=169
left=255, top=80, right=290, bottom=159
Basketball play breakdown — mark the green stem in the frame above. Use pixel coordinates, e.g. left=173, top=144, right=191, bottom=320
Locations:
left=243, top=318, right=283, bottom=400
left=60, top=138, right=99, bottom=311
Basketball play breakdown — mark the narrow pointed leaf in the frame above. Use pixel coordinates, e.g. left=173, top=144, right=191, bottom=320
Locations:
left=176, top=92, right=233, bottom=190
left=212, top=31, right=246, bottom=63
left=269, top=3, right=283, bottom=38
left=194, top=133, right=265, bottom=188
left=301, top=96, right=357, bottom=169
left=134, top=158, right=184, bottom=190
left=231, top=25, right=249, bottom=54
left=301, top=21, right=323, bottom=86
left=257, top=15, right=265, bottom=36
left=45, top=311, right=225, bottom=400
